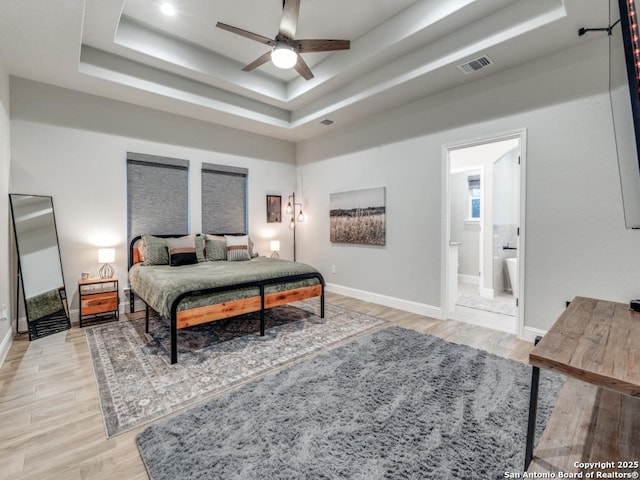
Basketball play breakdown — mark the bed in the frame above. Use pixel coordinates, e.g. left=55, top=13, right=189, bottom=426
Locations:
left=128, top=234, right=325, bottom=364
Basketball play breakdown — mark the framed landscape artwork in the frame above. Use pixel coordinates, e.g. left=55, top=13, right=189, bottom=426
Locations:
left=330, top=187, right=386, bottom=246
left=266, top=195, right=281, bottom=223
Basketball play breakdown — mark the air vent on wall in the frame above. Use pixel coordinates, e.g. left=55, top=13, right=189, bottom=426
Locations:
left=458, top=55, right=494, bottom=74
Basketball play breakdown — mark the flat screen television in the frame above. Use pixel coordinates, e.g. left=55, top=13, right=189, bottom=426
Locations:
left=611, top=0, right=640, bottom=227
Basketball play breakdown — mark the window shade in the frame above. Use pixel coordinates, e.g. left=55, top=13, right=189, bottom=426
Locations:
left=201, top=163, right=248, bottom=234
left=468, top=174, right=481, bottom=190
left=126, top=152, right=189, bottom=247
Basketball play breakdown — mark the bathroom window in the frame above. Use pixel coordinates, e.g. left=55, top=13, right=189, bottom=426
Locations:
left=468, top=174, right=481, bottom=219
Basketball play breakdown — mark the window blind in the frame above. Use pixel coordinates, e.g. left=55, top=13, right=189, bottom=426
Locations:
left=468, top=174, right=481, bottom=190
left=201, top=163, right=248, bottom=234
left=126, top=152, right=189, bottom=247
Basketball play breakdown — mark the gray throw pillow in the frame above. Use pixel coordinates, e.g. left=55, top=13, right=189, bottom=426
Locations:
left=141, top=235, right=169, bottom=265
left=205, top=238, right=227, bottom=261
left=194, top=235, right=206, bottom=262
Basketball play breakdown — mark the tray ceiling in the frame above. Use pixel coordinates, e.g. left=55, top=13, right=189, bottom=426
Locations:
left=0, top=0, right=609, bottom=141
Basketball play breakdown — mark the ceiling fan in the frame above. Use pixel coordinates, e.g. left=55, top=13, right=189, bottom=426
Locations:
left=216, top=0, right=350, bottom=80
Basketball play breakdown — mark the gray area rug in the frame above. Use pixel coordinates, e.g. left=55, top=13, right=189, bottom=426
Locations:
left=85, top=299, right=387, bottom=437
left=456, top=294, right=517, bottom=317
left=137, top=326, right=562, bottom=480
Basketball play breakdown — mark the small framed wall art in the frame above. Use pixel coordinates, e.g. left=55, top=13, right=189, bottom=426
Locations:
left=266, top=195, right=282, bottom=223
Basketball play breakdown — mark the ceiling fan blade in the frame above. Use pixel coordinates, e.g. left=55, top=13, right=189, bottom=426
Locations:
left=294, top=55, right=314, bottom=80
left=279, top=0, right=300, bottom=39
left=295, top=39, right=350, bottom=53
left=242, top=51, right=273, bottom=72
left=216, top=22, right=275, bottom=46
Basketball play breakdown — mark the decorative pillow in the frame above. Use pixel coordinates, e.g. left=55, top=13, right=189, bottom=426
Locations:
left=205, top=234, right=226, bottom=241
left=225, top=235, right=251, bottom=261
left=137, top=239, right=147, bottom=263
left=248, top=237, right=257, bottom=258
left=166, top=236, right=198, bottom=266
left=194, top=235, right=206, bottom=263
left=141, top=235, right=169, bottom=265
left=205, top=238, right=227, bottom=261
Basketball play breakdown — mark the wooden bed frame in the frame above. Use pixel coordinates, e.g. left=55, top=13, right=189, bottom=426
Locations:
left=128, top=234, right=325, bottom=364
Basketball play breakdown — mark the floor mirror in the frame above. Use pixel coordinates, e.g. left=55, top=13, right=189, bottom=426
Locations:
left=10, top=194, right=70, bottom=340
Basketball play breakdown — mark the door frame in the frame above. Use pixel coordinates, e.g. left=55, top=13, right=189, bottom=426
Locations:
left=441, top=128, right=527, bottom=339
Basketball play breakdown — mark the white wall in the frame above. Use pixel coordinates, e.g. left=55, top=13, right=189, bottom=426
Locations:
left=297, top=38, right=640, bottom=332
left=10, top=79, right=297, bottom=322
left=0, top=56, right=11, bottom=364
left=492, top=148, right=519, bottom=294
left=493, top=148, right=519, bottom=226
left=450, top=171, right=479, bottom=278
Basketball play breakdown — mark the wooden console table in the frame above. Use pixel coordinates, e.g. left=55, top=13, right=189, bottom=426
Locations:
left=524, top=296, right=640, bottom=473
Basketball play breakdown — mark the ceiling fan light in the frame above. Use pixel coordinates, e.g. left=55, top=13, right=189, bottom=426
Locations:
left=271, top=45, right=298, bottom=69
left=159, top=3, right=176, bottom=16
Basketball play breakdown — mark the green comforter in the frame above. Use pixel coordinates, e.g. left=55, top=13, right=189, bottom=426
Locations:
left=25, top=288, right=64, bottom=321
left=129, top=257, right=321, bottom=319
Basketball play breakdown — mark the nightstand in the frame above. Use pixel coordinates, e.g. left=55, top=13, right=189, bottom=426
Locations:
left=78, top=277, right=119, bottom=327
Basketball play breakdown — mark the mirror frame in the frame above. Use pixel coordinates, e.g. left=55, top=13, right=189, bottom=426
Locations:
left=9, top=193, right=70, bottom=340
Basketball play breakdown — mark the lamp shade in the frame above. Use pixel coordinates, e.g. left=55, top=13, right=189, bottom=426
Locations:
left=98, top=248, right=115, bottom=264
left=270, top=240, right=281, bottom=252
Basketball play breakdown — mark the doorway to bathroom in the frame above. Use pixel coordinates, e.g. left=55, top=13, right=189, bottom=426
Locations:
left=442, top=131, right=525, bottom=336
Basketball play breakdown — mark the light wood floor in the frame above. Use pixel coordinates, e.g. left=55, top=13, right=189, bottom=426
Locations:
left=0, top=293, right=534, bottom=480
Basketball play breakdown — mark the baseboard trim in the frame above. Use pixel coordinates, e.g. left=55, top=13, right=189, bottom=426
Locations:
left=458, top=274, right=479, bottom=285
left=325, top=283, right=442, bottom=319
left=522, top=326, right=547, bottom=343
left=18, top=316, right=27, bottom=332
left=480, top=288, right=494, bottom=299
left=0, top=326, right=13, bottom=368
left=326, top=283, right=547, bottom=341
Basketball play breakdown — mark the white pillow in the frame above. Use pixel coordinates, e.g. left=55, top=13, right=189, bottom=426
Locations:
left=225, top=235, right=251, bottom=261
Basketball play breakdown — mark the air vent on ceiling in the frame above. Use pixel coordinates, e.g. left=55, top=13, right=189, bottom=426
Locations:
left=458, top=55, right=494, bottom=74
left=320, top=119, right=334, bottom=126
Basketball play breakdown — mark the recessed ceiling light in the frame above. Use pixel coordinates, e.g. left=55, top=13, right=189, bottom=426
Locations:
left=160, top=3, right=176, bottom=16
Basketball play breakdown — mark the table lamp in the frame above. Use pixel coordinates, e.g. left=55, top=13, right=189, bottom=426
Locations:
left=98, top=248, right=115, bottom=279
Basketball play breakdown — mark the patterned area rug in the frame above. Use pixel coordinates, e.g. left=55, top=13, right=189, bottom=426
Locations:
left=85, top=299, right=387, bottom=437
left=137, top=327, right=563, bottom=480
left=456, top=294, right=517, bottom=317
